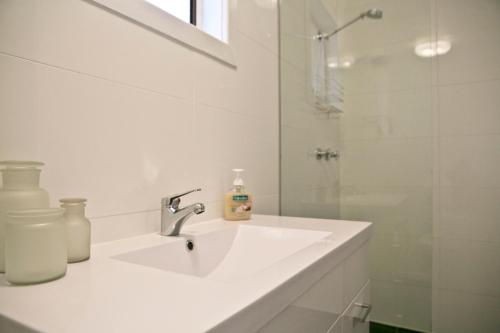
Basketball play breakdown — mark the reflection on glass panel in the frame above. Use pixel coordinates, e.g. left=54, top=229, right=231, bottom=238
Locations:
left=257, top=264, right=344, bottom=333
left=280, top=0, right=433, bottom=331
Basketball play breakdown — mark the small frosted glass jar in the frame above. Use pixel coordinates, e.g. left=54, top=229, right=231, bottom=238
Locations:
left=5, top=208, right=67, bottom=285
left=0, top=160, right=50, bottom=273
left=60, top=198, right=91, bottom=263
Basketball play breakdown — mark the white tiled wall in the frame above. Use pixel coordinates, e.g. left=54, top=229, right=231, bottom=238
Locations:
left=329, top=0, right=500, bottom=331
left=280, top=0, right=500, bottom=332
left=333, top=0, right=434, bottom=330
left=433, top=0, right=500, bottom=332
left=0, top=0, right=280, bottom=243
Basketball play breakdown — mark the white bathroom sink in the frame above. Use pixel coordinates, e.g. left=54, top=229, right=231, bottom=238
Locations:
left=113, top=224, right=332, bottom=282
left=0, top=215, right=371, bottom=333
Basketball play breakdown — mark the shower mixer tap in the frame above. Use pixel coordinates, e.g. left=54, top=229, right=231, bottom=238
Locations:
left=315, top=148, right=340, bottom=161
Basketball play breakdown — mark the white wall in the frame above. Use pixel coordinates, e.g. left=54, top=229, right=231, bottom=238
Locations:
left=433, top=0, right=500, bottom=332
left=334, top=0, right=434, bottom=330
left=0, top=0, right=280, bottom=243
left=331, top=0, right=500, bottom=331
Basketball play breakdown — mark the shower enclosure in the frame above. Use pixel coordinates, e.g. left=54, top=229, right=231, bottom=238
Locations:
left=280, top=0, right=433, bottom=331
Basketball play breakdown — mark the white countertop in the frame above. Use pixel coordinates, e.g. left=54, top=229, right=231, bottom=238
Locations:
left=0, top=215, right=371, bottom=333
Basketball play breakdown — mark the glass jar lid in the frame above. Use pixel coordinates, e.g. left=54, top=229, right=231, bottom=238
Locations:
left=0, top=161, right=45, bottom=169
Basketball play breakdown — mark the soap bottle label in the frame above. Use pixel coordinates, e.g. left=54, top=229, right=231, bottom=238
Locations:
left=232, top=194, right=249, bottom=201
left=230, top=196, right=252, bottom=214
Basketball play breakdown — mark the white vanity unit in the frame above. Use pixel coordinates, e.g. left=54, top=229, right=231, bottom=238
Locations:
left=0, top=215, right=371, bottom=333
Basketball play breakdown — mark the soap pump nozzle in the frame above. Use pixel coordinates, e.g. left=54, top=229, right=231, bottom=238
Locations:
left=232, top=168, right=245, bottom=190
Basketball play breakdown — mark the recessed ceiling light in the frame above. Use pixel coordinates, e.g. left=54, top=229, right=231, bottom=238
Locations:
left=342, top=60, right=353, bottom=68
left=414, top=40, right=451, bottom=58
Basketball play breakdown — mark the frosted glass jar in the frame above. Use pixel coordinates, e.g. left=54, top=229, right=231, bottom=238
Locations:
left=5, top=208, right=67, bottom=285
left=0, top=161, right=50, bottom=273
left=60, top=198, right=91, bottom=263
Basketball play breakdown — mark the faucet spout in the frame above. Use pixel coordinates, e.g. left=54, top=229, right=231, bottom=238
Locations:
left=166, top=203, right=205, bottom=236
left=160, top=189, right=205, bottom=236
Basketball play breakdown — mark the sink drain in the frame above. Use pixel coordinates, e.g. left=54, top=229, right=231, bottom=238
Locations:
left=186, top=239, right=195, bottom=251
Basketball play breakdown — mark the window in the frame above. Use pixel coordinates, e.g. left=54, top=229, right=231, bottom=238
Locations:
left=90, top=0, right=234, bottom=66
left=145, top=0, right=227, bottom=42
left=198, top=0, right=228, bottom=42
left=145, top=0, right=195, bottom=25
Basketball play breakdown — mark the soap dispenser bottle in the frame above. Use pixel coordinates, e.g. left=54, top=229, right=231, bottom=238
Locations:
left=224, top=169, right=253, bottom=221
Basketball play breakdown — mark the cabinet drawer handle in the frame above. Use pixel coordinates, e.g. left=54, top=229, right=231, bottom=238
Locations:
left=354, top=302, right=372, bottom=323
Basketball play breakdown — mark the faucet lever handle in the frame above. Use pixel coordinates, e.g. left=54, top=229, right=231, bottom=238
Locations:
left=162, top=188, right=202, bottom=208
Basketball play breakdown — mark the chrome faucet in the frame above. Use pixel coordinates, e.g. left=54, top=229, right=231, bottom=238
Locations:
left=160, top=188, right=205, bottom=236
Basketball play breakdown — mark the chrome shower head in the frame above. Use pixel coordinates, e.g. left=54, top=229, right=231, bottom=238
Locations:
left=315, top=8, right=383, bottom=40
left=364, top=9, right=383, bottom=19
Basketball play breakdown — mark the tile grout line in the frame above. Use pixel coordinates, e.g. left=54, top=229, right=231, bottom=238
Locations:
left=432, top=286, right=500, bottom=299
left=89, top=208, right=160, bottom=220
left=0, top=50, right=192, bottom=103
left=433, top=235, right=500, bottom=246
left=236, top=28, right=279, bottom=58
left=198, top=101, right=277, bottom=121
left=432, top=0, right=442, bottom=329
left=436, top=77, right=500, bottom=88
left=89, top=193, right=278, bottom=220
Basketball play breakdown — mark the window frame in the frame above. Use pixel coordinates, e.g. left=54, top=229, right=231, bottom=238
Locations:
left=190, top=0, right=196, bottom=25
left=89, top=0, right=236, bottom=67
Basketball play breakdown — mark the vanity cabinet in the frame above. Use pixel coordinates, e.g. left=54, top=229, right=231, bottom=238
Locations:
left=341, top=282, right=370, bottom=333
left=256, top=241, right=370, bottom=333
